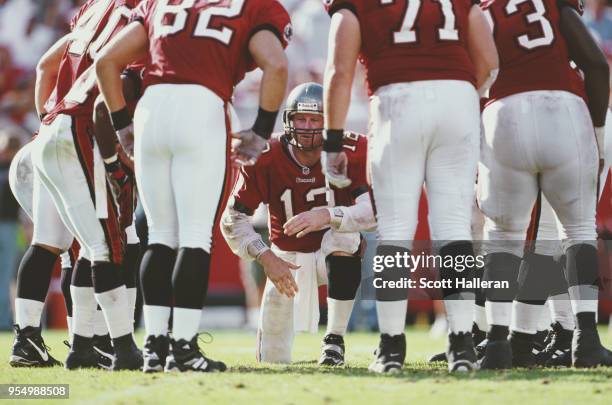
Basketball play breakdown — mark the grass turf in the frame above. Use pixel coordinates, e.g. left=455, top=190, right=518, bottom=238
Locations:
left=2, top=328, right=612, bottom=404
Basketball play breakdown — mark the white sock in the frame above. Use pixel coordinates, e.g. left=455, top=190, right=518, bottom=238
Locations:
left=376, top=300, right=407, bottom=336
left=537, top=300, right=551, bottom=331
left=95, top=286, right=132, bottom=338
left=444, top=294, right=474, bottom=333
left=474, top=304, right=488, bottom=331
left=326, top=298, right=355, bottom=336
left=485, top=301, right=512, bottom=328
left=127, top=288, right=137, bottom=325
left=143, top=305, right=171, bottom=337
left=549, top=293, right=575, bottom=330
left=510, top=301, right=543, bottom=334
left=568, top=285, right=598, bottom=315
left=71, top=286, right=97, bottom=338
left=172, top=307, right=202, bottom=341
left=66, top=316, right=73, bottom=342
left=15, top=298, right=44, bottom=328
left=93, top=309, right=109, bottom=336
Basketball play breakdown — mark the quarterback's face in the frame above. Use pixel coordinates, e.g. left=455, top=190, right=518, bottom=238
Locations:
left=292, top=112, right=323, bottom=150
left=292, top=113, right=323, bottom=130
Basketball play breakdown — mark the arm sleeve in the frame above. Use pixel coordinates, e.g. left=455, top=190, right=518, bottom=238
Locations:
left=327, top=192, right=376, bottom=232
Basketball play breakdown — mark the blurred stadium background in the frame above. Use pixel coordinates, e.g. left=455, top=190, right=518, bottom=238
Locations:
left=0, top=0, right=611, bottom=335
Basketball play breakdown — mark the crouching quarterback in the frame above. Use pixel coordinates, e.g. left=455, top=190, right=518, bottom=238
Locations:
left=221, top=82, right=375, bottom=365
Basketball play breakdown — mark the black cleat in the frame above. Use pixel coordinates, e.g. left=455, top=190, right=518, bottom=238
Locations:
left=170, top=336, right=227, bottom=372
left=92, top=334, right=115, bottom=370
left=480, top=339, right=512, bottom=370
left=447, top=332, right=478, bottom=372
left=536, top=322, right=572, bottom=367
left=319, top=334, right=345, bottom=366
left=9, top=325, right=61, bottom=368
left=368, top=333, right=406, bottom=374
left=428, top=323, right=486, bottom=364
left=572, top=328, right=612, bottom=368
left=112, top=335, right=143, bottom=371
left=533, top=329, right=548, bottom=355
left=65, top=336, right=99, bottom=370
left=143, top=335, right=170, bottom=373
left=509, top=331, right=536, bottom=368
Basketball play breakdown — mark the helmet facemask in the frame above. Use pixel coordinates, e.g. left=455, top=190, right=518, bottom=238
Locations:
left=284, top=111, right=324, bottom=151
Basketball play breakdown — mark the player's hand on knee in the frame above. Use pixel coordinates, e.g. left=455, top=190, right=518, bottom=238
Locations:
left=321, top=151, right=351, bottom=188
left=283, top=209, right=330, bottom=238
left=258, top=250, right=299, bottom=298
left=105, top=156, right=135, bottom=229
left=231, top=129, right=269, bottom=166
left=116, top=123, right=134, bottom=158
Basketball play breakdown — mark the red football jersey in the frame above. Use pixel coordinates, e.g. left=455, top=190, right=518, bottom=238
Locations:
left=481, top=0, right=586, bottom=104
left=231, top=133, right=369, bottom=253
left=44, top=0, right=140, bottom=123
left=326, top=0, right=477, bottom=95
left=133, top=0, right=291, bottom=102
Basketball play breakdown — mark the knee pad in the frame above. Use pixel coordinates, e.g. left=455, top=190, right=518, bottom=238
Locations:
left=72, top=258, right=93, bottom=287
left=564, top=243, right=598, bottom=288
left=326, top=255, right=361, bottom=300
left=515, top=253, right=555, bottom=305
left=16, top=245, right=58, bottom=302
left=122, top=243, right=140, bottom=289
left=373, top=244, right=410, bottom=302
left=482, top=252, right=521, bottom=302
left=438, top=241, right=477, bottom=298
left=140, top=244, right=176, bottom=306
left=61, top=265, right=73, bottom=317
left=92, top=262, right=124, bottom=294
left=257, top=282, right=294, bottom=364
left=172, top=248, right=210, bottom=309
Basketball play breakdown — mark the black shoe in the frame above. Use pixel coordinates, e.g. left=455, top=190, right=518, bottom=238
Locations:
left=368, top=333, right=406, bottom=374
left=533, top=329, right=548, bottom=355
left=92, top=334, right=115, bottom=370
left=480, top=339, right=512, bottom=370
left=65, top=336, right=99, bottom=370
left=447, top=332, right=477, bottom=372
left=475, top=338, right=488, bottom=360
left=9, top=325, right=62, bottom=368
left=428, top=351, right=447, bottom=363
left=170, top=336, right=227, bottom=372
left=536, top=322, right=572, bottom=367
left=428, top=323, right=486, bottom=364
left=509, top=331, right=536, bottom=368
left=112, top=335, right=143, bottom=371
left=319, top=334, right=345, bottom=366
left=143, top=335, right=170, bottom=373
left=572, top=328, right=612, bottom=368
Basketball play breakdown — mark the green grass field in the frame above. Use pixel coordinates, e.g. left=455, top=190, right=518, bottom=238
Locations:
left=2, top=328, right=612, bottom=404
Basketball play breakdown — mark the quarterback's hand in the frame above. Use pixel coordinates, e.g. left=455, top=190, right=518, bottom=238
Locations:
left=105, top=157, right=135, bottom=229
left=232, top=129, right=268, bottom=166
left=321, top=151, right=351, bottom=188
left=258, top=250, right=299, bottom=298
left=283, top=208, right=331, bottom=238
left=116, top=123, right=134, bottom=158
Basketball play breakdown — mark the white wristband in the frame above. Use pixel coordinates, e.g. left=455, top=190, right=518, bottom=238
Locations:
left=247, top=238, right=270, bottom=260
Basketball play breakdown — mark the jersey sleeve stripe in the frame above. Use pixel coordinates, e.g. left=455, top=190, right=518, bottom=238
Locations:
left=327, top=3, right=358, bottom=18
left=249, top=24, right=283, bottom=45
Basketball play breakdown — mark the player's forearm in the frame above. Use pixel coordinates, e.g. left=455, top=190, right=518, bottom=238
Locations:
left=250, top=30, right=288, bottom=113
left=35, top=34, right=71, bottom=117
left=324, top=10, right=360, bottom=130
left=559, top=6, right=609, bottom=127
left=220, top=205, right=269, bottom=261
left=96, top=59, right=127, bottom=113
left=467, top=5, right=499, bottom=94
left=327, top=192, right=376, bottom=233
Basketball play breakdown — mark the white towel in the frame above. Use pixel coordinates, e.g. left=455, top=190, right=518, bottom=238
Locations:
left=292, top=251, right=320, bottom=334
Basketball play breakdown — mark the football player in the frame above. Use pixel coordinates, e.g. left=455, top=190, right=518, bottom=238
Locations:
left=478, top=0, right=611, bottom=368
left=323, top=0, right=498, bottom=373
left=27, top=0, right=143, bottom=370
left=221, top=82, right=375, bottom=365
left=95, top=0, right=291, bottom=372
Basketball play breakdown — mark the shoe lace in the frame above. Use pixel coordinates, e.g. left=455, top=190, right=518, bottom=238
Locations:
left=63, top=340, right=71, bottom=349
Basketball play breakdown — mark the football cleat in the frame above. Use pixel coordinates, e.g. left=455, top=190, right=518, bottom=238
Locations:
left=368, top=333, right=406, bottom=374
left=164, top=354, right=178, bottom=372
left=572, top=328, right=612, bottom=368
left=143, top=335, right=170, bottom=373
left=9, top=325, right=61, bottom=368
left=319, top=333, right=345, bottom=366
left=111, top=339, right=143, bottom=371
left=447, top=332, right=478, bottom=372
left=428, top=323, right=486, bottom=364
left=535, top=322, right=572, bottom=367
left=65, top=338, right=99, bottom=370
left=479, top=339, right=512, bottom=370
left=170, top=336, right=227, bottom=372
left=92, top=334, right=115, bottom=370
left=509, top=331, right=536, bottom=368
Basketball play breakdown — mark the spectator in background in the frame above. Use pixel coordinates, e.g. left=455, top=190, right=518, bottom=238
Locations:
left=584, top=0, right=612, bottom=53
left=0, top=128, right=21, bottom=330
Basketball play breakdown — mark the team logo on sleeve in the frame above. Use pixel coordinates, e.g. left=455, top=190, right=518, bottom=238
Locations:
left=284, top=23, right=293, bottom=43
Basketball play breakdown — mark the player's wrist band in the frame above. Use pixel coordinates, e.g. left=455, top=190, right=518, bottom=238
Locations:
left=104, top=157, right=122, bottom=173
left=323, top=129, right=344, bottom=152
left=252, top=107, right=278, bottom=140
left=247, top=238, right=270, bottom=260
left=110, top=106, right=132, bottom=131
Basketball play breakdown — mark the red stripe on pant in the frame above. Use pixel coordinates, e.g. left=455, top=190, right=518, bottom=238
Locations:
left=70, top=115, right=124, bottom=264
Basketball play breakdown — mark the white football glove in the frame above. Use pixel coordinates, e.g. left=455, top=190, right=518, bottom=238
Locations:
left=321, top=151, right=351, bottom=188
left=116, top=123, right=134, bottom=158
left=232, top=128, right=268, bottom=166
